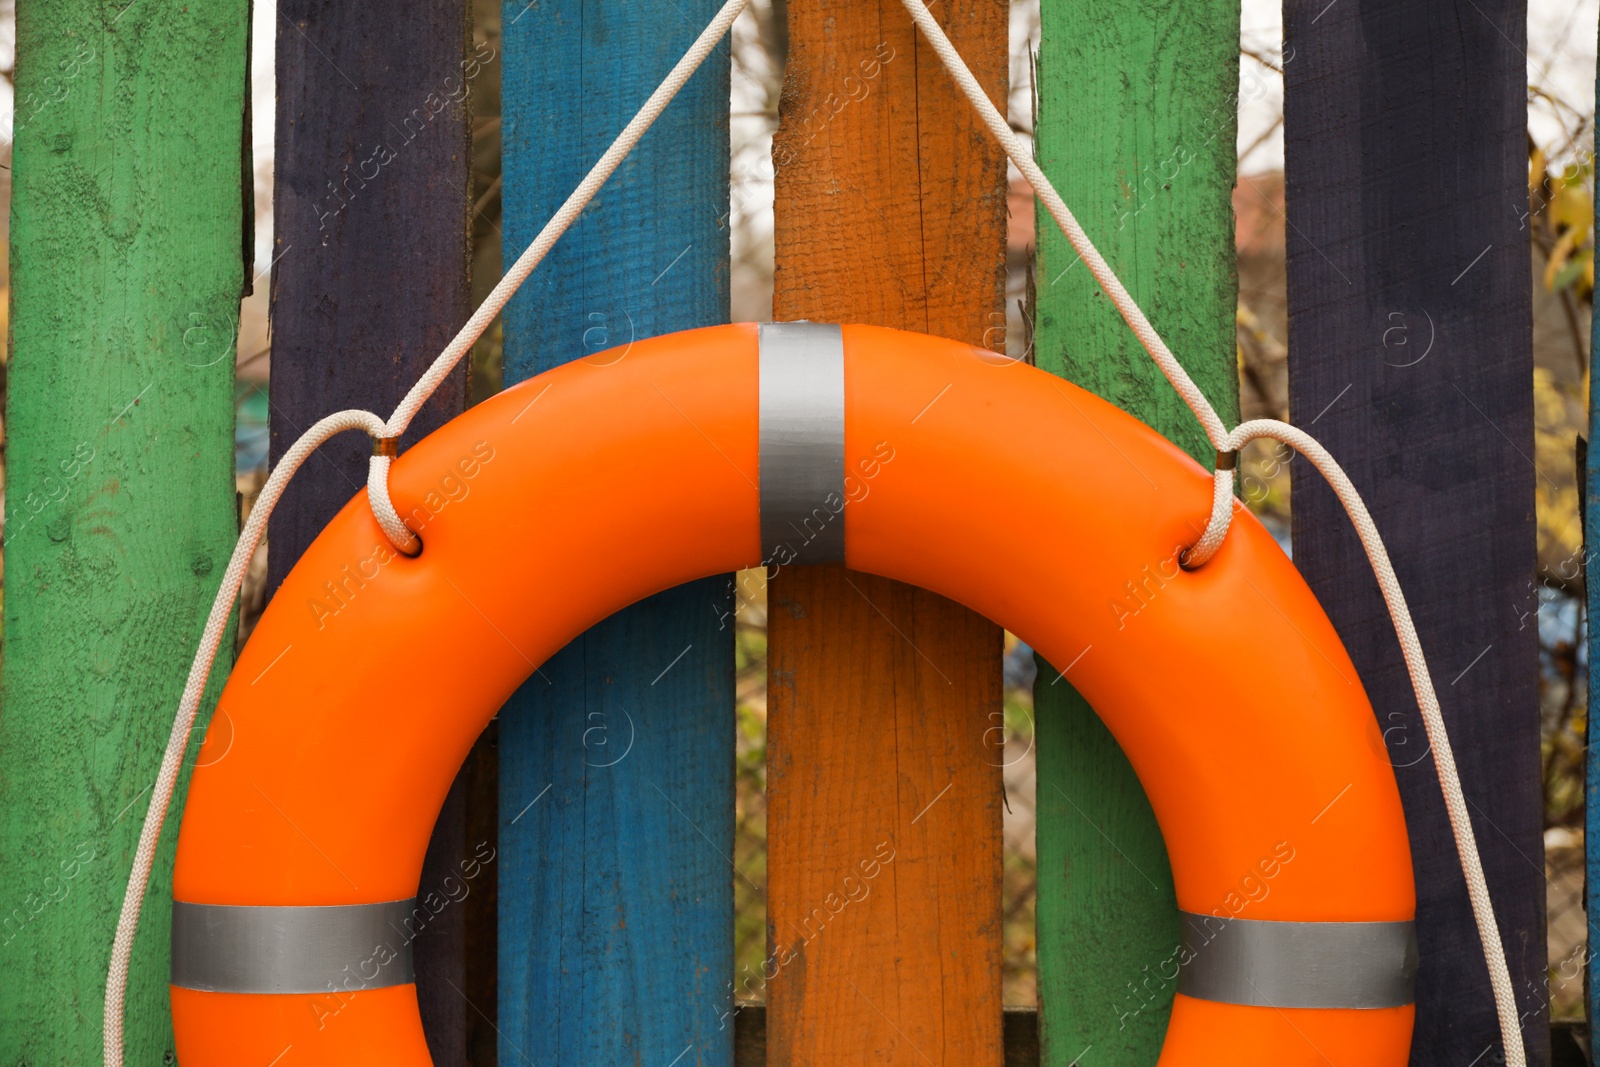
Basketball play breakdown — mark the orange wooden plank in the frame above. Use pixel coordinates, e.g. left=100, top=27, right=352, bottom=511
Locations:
left=766, top=1, right=1008, bottom=1063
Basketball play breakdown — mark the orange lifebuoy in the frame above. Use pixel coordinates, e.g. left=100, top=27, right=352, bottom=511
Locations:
left=170, top=323, right=1415, bottom=1065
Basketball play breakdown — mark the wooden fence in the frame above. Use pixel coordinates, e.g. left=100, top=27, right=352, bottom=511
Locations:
left=0, top=0, right=1562, bottom=1064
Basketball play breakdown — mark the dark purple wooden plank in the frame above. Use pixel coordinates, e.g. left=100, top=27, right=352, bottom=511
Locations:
left=268, top=1, right=476, bottom=588
left=1283, top=2, right=1546, bottom=1064
left=268, top=1, right=477, bottom=1061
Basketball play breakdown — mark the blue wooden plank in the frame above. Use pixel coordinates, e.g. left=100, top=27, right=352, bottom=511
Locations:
left=497, top=3, right=734, bottom=1065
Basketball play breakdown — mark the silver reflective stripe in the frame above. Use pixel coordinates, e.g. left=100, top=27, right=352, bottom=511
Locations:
left=171, top=899, right=417, bottom=994
left=759, top=321, right=846, bottom=564
left=1178, top=912, right=1417, bottom=1009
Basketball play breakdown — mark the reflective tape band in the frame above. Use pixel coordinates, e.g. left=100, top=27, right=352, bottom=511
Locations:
left=759, top=321, right=846, bottom=564
left=171, top=899, right=416, bottom=994
left=1178, top=912, right=1417, bottom=1009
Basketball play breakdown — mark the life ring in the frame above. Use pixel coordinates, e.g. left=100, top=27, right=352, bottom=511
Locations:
left=170, top=322, right=1416, bottom=1065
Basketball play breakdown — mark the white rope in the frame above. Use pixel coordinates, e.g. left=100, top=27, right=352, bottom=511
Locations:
left=102, top=2, right=1525, bottom=1066
left=887, top=0, right=1245, bottom=567
left=898, top=2, right=1525, bottom=1062
left=381, top=0, right=750, bottom=443
left=100, top=4, right=747, bottom=1062
left=1217, top=421, right=1524, bottom=1059
left=102, top=410, right=386, bottom=1067
left=364, top=0, right=750, bottom=550
left=367, top=453, right=418, bottom=554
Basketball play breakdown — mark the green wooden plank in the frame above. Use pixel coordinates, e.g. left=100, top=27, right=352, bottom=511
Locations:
left=1031, top=1, right=1240, bottom=1062
left=0, top=2, right=249, bottom=1061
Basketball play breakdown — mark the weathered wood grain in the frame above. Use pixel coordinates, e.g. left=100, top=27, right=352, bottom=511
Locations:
left=1030, top=0, right=1241, bottom=1060
left=0, top=2, right=248, bottom=1060
left=732, top=1008, right=1591, bottom=1066
left=767, top=572, right=1005, bottom=1065
left=1283, top=1, right=1546, bottom=1063
left=268, top=0, right=476, bottom=1059
left=767, top=5, right=1008, bottom=1060
left=267, top=0, right=475, bottom=594
left=496, top=2, right=735, bottom=1063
